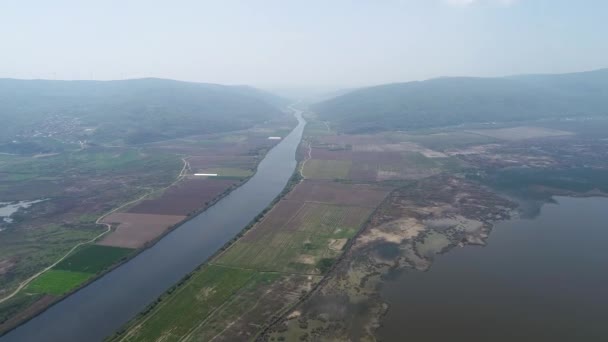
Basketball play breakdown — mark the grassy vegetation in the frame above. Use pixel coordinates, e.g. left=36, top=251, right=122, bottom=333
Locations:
left=26, top=270, right=92, bottom=295
left=115, top=265, right=256, bottom=342
left=183, top=271, right=283, bottom=341
left=54, top=245, right=133, bottom=274
left=216, top=203, right=371, bottom=274
left=0, top=224, right=102, bottom=293
left=0, top=149, right=180, bottom=182
left=302, top=160, right=352, bottom=180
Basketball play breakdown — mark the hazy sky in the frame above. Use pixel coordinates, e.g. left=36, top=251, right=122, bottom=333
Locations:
left=2, top=0, right=607, bottom=88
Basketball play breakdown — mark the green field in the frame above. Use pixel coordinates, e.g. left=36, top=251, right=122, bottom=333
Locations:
left=54, top=245, right=133, bottom=273
left=183, top=272, right=282, bottom=341
left=215, top=203, right=371, bottom=274
left=302, top=159, right=352, bottom=180
left=0, top=225, right=102, bottom=293
left=109, top=200, right=372, bottom=341
left=26, top=270, right=92, bottom=295
left=116, top=265, right=256, bottom=342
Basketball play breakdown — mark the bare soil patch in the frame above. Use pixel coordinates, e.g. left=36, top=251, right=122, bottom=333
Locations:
left=284, top=180, right=390, bottom=208
left=127, top=179, right=237, bottom=216
left=187, top=155, right=256, bottom=170
left=98, top=213, right=186, bottom=248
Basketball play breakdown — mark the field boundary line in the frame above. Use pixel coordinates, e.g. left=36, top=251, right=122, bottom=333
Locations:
left=299, top=141, right=312, bottom=178
left=205, top=286, right=275, bottom=342
left=176, top=272, right=258, bottom=342
left=208, top=263, right=320, bottom=277
left=0, top=158, right=189, bottom=305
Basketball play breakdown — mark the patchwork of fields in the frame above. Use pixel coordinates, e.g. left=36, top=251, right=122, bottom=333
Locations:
left=0, top=113, right=296, bottom=334
left=301, top=133, right=465, bottom=182
left=216, top=180, right=388, bottom=274
left=113, top=116, right=472, bottom=341
left=109, top=179, right=390, bottom=341
left=27, top=245, right=133, bottom=296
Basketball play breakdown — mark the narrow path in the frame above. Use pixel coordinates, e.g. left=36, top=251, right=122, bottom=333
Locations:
left=0, top=158, right=190, bottom=305
left=299, top=141, right=312, bottom=178
left=322, top=121, right=331, bottom=132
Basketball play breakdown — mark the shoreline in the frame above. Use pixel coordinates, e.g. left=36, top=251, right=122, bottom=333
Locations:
left=106, top=110, right=307, bottom=341
left=0, top=110, right=299, bottom=337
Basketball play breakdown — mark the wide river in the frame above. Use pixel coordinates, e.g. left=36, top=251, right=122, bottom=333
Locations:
left=1, top=110, right=305, bottom=342
left=379, top=196, right=608, bottom=341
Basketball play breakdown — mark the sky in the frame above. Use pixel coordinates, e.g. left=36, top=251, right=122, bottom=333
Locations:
left=1, top=0, right=607, bottom=88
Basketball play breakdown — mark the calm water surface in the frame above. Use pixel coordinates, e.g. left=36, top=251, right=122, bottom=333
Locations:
left=1, top=111, right=305, bottom=342
left=379, top=196, right=608, bottom=342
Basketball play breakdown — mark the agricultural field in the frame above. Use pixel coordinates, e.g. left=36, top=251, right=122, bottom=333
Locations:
left=110, top=176, right=390, bottom=340
left=24, top=244, right=134, bottom=296
left=125, top=179, right=239, bottom=216
left=53, top=245, right=133, bottom=274
left=111, top=264, right=319, bottom=342
left=104, top=114, right=608, bottom=342
left=0, top=112, right=297, bottom=334
left=216, top=200, right=374, bottom=273
left=302, top=132, right=466, bottom=182
left=98, top=213, right=186, bottom=248
left=301, top=159, right=352, bottom=180
left=194, top=167, right=253, bottom=179
left=26, top=270, right=92, bottom=296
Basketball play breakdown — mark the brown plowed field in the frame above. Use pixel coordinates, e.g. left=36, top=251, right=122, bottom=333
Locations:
left=284, top=180, right=390, bottom=208
left=127, top=179, right=237, bottom=216
left=98, top=213, right=186, bottom=248
left=187, top=155, right=256, bottom=170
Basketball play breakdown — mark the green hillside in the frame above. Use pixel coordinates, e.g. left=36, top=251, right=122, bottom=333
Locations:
left=313, top=69, right=608, bottom=133
left=0, top=78, right=287, bottom=148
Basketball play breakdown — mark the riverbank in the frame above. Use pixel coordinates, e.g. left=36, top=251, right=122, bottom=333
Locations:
left=0, top=108, right=305, bottom=342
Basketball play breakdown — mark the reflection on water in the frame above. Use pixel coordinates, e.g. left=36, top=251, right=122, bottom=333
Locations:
left=379, top=196, right=608, bottom=342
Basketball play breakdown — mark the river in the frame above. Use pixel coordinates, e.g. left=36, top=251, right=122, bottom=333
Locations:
left=378, top=196, right=608, bottom=341
left=1, top=109, right=305, bottom=342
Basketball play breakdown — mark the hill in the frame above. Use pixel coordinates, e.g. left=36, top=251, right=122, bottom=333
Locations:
left=0, top=78, right=287, bottom=147
left=313, top=69, right=608, bottom=133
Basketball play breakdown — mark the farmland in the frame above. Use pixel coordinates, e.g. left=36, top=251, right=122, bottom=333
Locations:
left=265, top=116, right=608, bottom=341
left=0, top=110, right=296, bottom=334
left=103, top=110, right=608, bottom=341
left=53, top=245, right=133, bottom=274
left=215, top=181, right=387, bottom=274
left=26, top=270, right=92, bottom=296
left=109, top=177, right=389, bottom=341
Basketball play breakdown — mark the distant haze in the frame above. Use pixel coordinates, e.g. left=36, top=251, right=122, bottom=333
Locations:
left=2, top=0, right=607, bottom=88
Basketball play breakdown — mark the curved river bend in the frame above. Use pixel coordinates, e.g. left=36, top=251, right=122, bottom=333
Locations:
left=1, top=110, right=305, bottom=342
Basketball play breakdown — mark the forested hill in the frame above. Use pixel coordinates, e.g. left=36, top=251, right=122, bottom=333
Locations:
left=313, top=69, right=608, bottom=133
left=0, top=78, right=288, bottom=145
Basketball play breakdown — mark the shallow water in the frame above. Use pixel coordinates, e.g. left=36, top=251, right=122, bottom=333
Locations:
left=1, top=111, right=305, bottom=342
left=379, top=196, right=608, bottom=342
left=0, top=199, right=46, bottom=219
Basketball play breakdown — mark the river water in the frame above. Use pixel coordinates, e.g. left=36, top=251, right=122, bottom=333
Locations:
left=378, top=196, right=608, bottom=341
left=1, top=110, right=305, bottom=342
